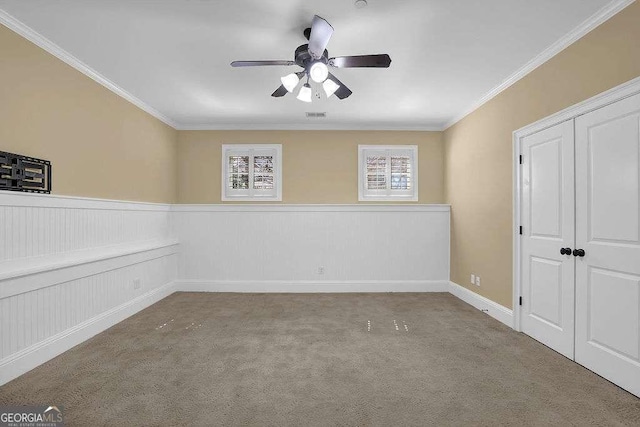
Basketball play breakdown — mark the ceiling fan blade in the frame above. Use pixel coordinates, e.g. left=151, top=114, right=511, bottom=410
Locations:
left=271, top=85, right=289, bottom=97
left=231, top=60, right=295, bottom=67
left=327, top=73, right=352, bottom=99
left=308, top=15, right=333, bottom=59
left=329, top=54, right=391, bottom=68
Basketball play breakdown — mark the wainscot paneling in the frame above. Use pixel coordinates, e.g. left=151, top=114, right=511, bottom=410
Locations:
left=0, top=192, right=178, bottom=385
left=1, top=200, right=454, bottom=385
left=0, top=192, right=172, bottom=263
left=172, top=205, right=450, bottom=292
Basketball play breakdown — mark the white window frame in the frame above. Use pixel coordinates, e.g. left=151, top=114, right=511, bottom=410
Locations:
left=221, top=144, right=282, bottom=201
left=358, top=145, right=418, bottom=202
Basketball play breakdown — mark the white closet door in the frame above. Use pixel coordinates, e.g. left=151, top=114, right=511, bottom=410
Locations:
left=575, top=92, right=640, bottom=397
left=520, top=120, right=575, bottom=358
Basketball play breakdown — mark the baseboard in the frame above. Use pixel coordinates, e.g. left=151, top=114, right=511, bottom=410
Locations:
left=0, top=281, right=176, bottom=386
left=449, top=282, right=514, bottom=328
left=176, top=280, right=450, bottom=293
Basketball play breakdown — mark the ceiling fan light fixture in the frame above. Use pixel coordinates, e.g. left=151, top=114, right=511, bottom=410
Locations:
left=231, top=15, right=391, bottom=101
left=297, top=83, right=313, bottom=103
left=309, top=61, right=329, bottom=83
left=281, top=73, right=300, bottom=92
left=323, top=79, right=340, bottom=98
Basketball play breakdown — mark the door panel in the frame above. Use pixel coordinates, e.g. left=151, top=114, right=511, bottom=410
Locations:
left=530, top=257, right=563, bottom=328
left=575, top=92, right=640, bottom=397
left=521, top=120, right=575, bottom=358
left=530, top=138, right=563, bottom=238
left=588, top=267, right=640, bottom=361
left=588, top=113, right=640, bottom=243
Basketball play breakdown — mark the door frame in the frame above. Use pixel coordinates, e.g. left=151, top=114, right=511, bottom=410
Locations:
left=512, top=76, right=640, bottom=332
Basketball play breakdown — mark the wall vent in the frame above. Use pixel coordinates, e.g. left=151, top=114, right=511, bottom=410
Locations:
left=306, top=112, right=326, bottom=118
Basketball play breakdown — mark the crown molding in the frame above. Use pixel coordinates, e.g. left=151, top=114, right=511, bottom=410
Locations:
left=0, top=6, right=439, bottom=133
left=442, top=0, right=635, bottom=131
left=1, top=1, right=632, bottom=133
left=0, top=9, right=179, bottom=129
left=174, top=123, right=444, bottom=132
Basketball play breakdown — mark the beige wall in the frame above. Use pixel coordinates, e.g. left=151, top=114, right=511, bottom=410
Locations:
left=1, top=20, right=444, bottom=205
left=8, top=1, right=638, bottom=305
left=0, top=25, right=178, bottom=203
left=178, top=130, right=444, bottom=204
left=444, top=1, right=640, bottom=308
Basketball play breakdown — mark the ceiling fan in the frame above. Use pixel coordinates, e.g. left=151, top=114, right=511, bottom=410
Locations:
left=230, top=15, right=391, bottom=102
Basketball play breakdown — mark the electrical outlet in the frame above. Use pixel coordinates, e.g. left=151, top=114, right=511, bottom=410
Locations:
left=470, top=274, right=475, bottom=284
left=318, top=266, right=325, bottom=275
left=475, top=276, right=481, bottom=287
left=133, top=279, right=141, bottom=290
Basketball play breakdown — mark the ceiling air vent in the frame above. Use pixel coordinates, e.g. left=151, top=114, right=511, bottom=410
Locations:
left=306, top=112, right=326, bottom=118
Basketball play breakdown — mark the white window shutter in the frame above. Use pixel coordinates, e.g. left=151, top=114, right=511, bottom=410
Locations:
left=358, top=145, right=418, bottom=201
left=222, top=144, right=282, bottom=201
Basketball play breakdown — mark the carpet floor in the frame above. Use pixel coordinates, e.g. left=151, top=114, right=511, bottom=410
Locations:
left=0, top=292, right=639, bottom=426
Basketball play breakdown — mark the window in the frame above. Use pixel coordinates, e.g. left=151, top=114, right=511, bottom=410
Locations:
left=358, top=145, right=418, bottom=201
left=222, top=144, right=282, bottom=201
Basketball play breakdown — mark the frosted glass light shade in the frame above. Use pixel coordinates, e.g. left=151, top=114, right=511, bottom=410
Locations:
left=296, top=84, right=312, bottom=102
left=309, top=62, right=329, bottom=83
left=280, top=73, right=300, bottom=92
left=323, top=79, right=340, bottom=98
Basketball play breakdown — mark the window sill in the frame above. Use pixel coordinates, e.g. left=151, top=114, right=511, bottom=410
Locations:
left=358, top=196, right=418, bottom=202
left=221, top=196, right=282, bottom=202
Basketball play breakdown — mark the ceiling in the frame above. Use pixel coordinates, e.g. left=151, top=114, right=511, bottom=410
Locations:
left=0, top=0, right=627, bottom=130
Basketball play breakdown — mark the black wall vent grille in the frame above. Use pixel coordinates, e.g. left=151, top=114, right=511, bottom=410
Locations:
left=0, top=151, right=51, bottom=194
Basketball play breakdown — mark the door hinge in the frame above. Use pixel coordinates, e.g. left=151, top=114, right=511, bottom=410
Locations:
left=519, top=296, right=523, bottom=306
left=519, top=226, right=523, bottom=235
left=519, top=155, right=523, bottom=164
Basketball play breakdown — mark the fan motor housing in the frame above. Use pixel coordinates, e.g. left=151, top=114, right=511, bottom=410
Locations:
left=295, top=44, right=329, bottom=70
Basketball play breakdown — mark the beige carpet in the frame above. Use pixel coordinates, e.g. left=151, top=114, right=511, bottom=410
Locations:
left=0, top=292, right=638, bottom=426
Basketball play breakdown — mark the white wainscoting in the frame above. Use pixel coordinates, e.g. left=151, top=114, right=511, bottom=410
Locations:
left=0, top=200, right=455, bottom=385
left=173, top=204, right=450, bottom=292
left=0, top=192, right=172, bottom=263
left=0, top=192, right=178, bottom=385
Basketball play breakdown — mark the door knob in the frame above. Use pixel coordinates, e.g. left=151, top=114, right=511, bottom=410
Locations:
left=573, top=249, right=585, bottom=257
left=560, top=247, right=572, bottom=255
